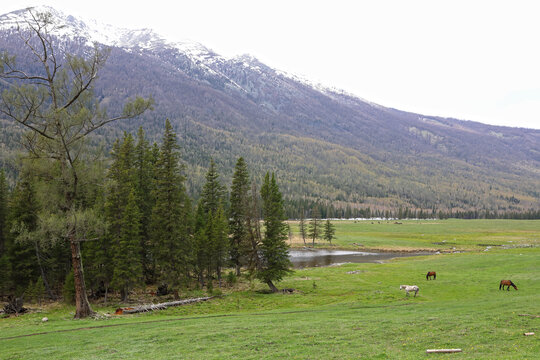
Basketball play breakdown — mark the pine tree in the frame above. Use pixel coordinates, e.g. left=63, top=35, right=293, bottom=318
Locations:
left=8, top=174, right=40, bottom=294
left=201, top=159, right=226, bottom=215
left=111, top=189, right=143, bottom=301
left=323, top=219, right=336, bottom=245
left=229, top=157, right=251, bottom=276
left=258, top=173, right=292, bottom=292
left=193, top=201, right=211, bottom=288
left=0, top=254, right=12, bottom=297
left=150, top=120, right=190, bottom=295
left=134, top=127, right=155, bottom=283
left=0, top=169, right=11, bottom=295
left=197, top=159, right=228, bottom=288
left=247, top=182, right=263, bottom=273
left=102, top=135, right=137, bottom=300
left=210, top=204, right=229, bottom=288
left=0, top=168, right=7, bottom=254
left=307, top=207, right=322, bottom=247
left=298, top=210, right=307, bottom=245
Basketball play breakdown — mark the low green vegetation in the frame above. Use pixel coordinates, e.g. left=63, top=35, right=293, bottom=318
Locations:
left=1, top=220, right=538, bottom=359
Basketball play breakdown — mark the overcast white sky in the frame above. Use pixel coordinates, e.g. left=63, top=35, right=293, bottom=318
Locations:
left=2, top=0, right=540, bottom=129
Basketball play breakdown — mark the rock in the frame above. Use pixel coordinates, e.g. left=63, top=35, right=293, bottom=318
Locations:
left=42, top=317, right=48, bottom=322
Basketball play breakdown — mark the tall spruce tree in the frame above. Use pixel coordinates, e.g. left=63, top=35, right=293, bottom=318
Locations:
left=193, top=201, right=211, bottom=288
left=201, top=159, right=226, bottom=215
left=229, top=157, right=251, bottom=275
left=150, top=120, right=190, bottom=295
left=198, top=159, right=228, bottom=288
left=211, top=204, right=229, bottom=287
left=258, top=172, right=292, bottom=292
left=102, top=134, right=137, bottom=299
left=0, top=169, right=7, bottom=254
left=111, top=189, right=143, bottom=301
left=8, top=174, right=40, bottom=294
left=0, top=169, right=12, bottom=295
left=307, top=207, right=322, bottom=247
left=247, top=182, right=263, bottom=273
left=134, top=127, right=155, bottom=283
left=323, top=219, right=336, bottom=245
left=298, top=210, right=307, bottom=245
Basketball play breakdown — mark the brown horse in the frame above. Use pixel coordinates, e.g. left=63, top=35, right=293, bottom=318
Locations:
left=499, top=280, right=518, bottom=291
left=426, top=271, right=436, bottom=280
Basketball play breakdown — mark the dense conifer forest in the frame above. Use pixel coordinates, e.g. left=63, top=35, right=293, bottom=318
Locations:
left=0, top=122, right=292, bottom=306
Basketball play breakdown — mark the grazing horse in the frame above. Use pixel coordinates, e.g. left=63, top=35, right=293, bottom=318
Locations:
left=400, top=285, right=419, bottom=297
left=426, top=271, right=436, bottom=280
left=499, top=280, right=518, bottom=291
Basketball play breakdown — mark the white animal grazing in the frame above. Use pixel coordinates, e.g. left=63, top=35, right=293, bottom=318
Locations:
left=400, top=285, right=419, bottom=297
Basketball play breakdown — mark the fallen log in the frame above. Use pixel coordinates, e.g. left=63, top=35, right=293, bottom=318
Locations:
left=426, top=349, right=462, bottom=354
left=115, top=296, right=214, bottom=315
left=524, top=332, right=535, bottom=336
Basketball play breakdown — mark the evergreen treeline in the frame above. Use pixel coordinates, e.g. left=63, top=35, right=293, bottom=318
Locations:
left=0, top=122, right=292, bottom=301
left=285, top=201, right=540, bottom=220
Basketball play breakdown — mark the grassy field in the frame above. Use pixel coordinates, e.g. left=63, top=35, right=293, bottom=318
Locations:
left=288, top=219, right=540, bottom=251
left=1, top=220, right=539, bottom=359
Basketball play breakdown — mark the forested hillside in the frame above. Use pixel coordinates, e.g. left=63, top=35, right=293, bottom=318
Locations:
left=1, top=6, right=539, bottom=216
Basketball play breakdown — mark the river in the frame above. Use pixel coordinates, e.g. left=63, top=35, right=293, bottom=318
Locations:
left=289, top=248, right=431, bottom=268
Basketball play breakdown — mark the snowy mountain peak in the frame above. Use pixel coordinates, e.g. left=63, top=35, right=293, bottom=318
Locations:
left=0, top=6, right=211, bottom=55
left=0, top=6, right=377, bottom=108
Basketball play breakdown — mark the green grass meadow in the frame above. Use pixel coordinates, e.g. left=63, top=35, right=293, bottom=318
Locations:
left=1, top=220, right=539, bottom=359
left=290, top=219, right=540, bottom=251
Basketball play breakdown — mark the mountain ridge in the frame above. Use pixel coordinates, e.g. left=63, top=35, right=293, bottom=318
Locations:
left=0, top=6, right=539, bottom=215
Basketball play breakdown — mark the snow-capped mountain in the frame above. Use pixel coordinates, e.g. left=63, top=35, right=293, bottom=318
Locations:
left=1, top=6, right=539, bottom=213
left=0, top=6, right=214, bottom=62
left=0, top=5, right=369, bottom=102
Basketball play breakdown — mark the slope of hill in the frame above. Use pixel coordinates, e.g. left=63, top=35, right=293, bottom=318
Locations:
left=1, top=6, right=539, bottom=215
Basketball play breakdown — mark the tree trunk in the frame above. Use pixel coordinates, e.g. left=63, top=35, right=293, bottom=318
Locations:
left=70, top=238, right=94, bottom=318
left=121, top=288, right=128, bottom=302
left=267, top=280, right=279, bottom=293
left=117, top=296, right=213, bottom=314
